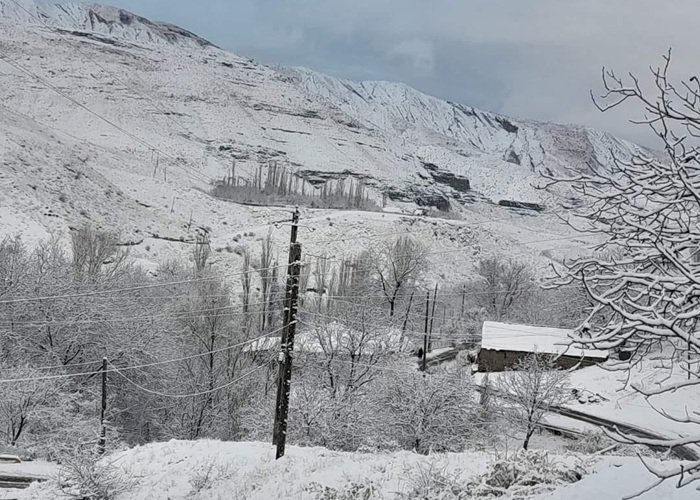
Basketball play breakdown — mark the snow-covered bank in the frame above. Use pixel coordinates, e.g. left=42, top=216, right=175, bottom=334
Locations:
left=15, top=440, right=696, bottom=499
left=535, top=457, right=698, bottom=500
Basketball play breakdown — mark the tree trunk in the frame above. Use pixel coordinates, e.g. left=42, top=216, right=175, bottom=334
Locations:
left=523, top=428, right=533, bottom=450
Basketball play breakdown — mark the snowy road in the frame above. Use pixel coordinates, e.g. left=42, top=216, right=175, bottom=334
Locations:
left=549, top=405, right=699, bottom=460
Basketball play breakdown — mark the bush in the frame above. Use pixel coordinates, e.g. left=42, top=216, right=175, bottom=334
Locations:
left=565, top=431, right=660, bottom=458
left=305, top=480, right=379, bottom=500
left=467, top=450, right=585, bottom=497
left=188, top=460, right=234, bottom=498
left=57, top=450, right=135, bottom=500
left=565, top=432, right=610, bottom=454
left=401, top=461, right=469, bottom=499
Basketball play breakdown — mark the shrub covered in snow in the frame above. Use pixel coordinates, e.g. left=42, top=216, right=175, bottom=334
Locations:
left=56, top=450, right=135, bottom=500
left=402, top=460, right=470, bottom=499
left=304, top=480, right=379, bottom=500
left=399, top=450, right=585, bottom=499
left=565, top=431, right=660, bottom=458
left=466, top=450, right=584, bottom=497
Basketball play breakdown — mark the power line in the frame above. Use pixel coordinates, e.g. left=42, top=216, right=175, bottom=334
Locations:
left=305, top=294, right=584, bottom=323
left=7, top=0, right=201, bottom=141
left=306, top=232, right=594, bottom=253
left=111, top=358, right=272, bottom=398
left=0, top=298, right=288, bottom=328
left=0, top=53, right=213, bottom=185
left=294, top=318, right=583, bottom=344
left=0, top=262, right=289, bottom=304
left=311, top=283, right=580, bottom=302
left=302, top=204, right=591, bottom=247
left=0, top=322, right=291, bottom=383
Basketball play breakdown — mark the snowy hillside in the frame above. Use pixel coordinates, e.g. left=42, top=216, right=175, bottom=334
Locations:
left=0, top=0, right=636, bottom=276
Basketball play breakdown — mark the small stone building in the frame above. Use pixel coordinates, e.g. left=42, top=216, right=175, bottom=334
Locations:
left=477, top=321, right=608, bottom=372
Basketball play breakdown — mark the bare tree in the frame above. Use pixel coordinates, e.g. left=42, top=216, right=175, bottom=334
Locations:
left=544, top=52, right=700, bottom=491
left=373, top=236, right=426, bottom=317
left=494, top=354, right=570, bottom=450
left=0, top=235, right=29, bottom=298
left=192, top=232, right=211, bottom=275
left=301, top=307, right=390, bottom=395
left=255, top=230, right=277, bottom=330
left=71, top=226, right=129, bottom=282
left=378, top=368, right=481, bottom=453
left=475, top=257, right=531, bottom=321
left=240, top=246, right=253, bottom=337
left=175, top=279, right=233, bottom=440
left=0, top=366, right=57, bottom=446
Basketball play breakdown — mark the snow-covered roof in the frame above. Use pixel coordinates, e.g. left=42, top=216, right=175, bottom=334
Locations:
left=480, top=321, right=608, bottom=360
left=243, top=322, right=413, bottom=354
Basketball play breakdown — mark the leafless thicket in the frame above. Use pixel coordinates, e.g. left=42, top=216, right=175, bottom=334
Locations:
left=213, top=161, right=379, bottom=211
left=476, top=257, right=532, bottom=321
left=0, top=229, right=499, bottom=457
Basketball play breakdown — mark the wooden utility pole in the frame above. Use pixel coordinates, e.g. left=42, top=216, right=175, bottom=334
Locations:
left=400, top=290, right=415, bottom=346
left=152, top=151, right=159, bottom=178
left=428, top=283, right=438, bottom=352
left=461, top=284, right=466, bottom=317
left=421, top=291, right=430, bottom=372
left=273, top=209, right=302, bottom=459
left=98, top=357, right=107, bottom=454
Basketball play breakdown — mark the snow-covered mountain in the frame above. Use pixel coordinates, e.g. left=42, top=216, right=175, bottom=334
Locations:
left=0, top=1, right=636, bottom=280
left=0, top=0, right=214, bottom=48
left=283, top=66, right=638, bottom=179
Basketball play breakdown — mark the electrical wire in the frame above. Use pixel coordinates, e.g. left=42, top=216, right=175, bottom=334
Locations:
left=307, top=283, right=580, bottom=302
left=0, top=261, right=289, bottom=304
left=1, top=297, right=288, bottom=328
left=0, top=53, right=213, bottom=185
left=0, top=322, right=291, bottom=383
left=8, top=0, right=202, bottom=141
left=110, top=358, right=273, bottom=398
left=294, top=318, right=584, bottom=344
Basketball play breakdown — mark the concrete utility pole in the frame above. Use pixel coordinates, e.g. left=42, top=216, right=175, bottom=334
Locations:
left=272, top=208, right=302, bottom=459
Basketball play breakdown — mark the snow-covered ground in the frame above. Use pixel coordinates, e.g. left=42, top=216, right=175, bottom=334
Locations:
left=0, top=459, right=55, bottom=500
left=537, top=457, right=698, bottom=500
left=566, top=361, right=700, bottom=448
left=10, top=440, right=696, bottom=499
left=473, top=350, right=700, bottom=463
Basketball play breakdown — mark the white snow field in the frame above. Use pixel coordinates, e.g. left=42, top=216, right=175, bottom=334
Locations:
left=10, top=440, right=695, bottom=500
left=565, top=360, right=700, bottom=452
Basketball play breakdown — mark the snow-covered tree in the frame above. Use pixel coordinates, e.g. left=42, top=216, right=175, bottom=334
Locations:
left=0, top=365, right=57, bottom=446
left=376, top=368, right=482, bottom=454
left=494, top=354, right=570, bottom=450
left=547, top=51, right=700, bottom=490
left=475, top=256, right=532, bottom=321
left=373, top=236, right=427, bottom=317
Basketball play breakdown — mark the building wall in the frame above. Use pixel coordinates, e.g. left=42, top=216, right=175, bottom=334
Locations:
left=477, top=349, right=604, bottom=372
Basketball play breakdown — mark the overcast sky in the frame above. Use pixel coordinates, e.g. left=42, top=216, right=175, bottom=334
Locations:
left=68, top=1, right=700, bottom=146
